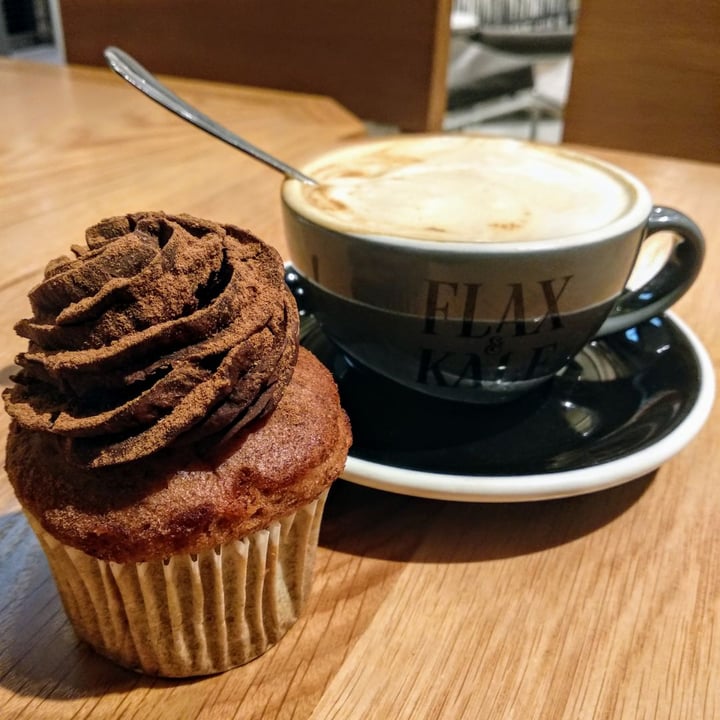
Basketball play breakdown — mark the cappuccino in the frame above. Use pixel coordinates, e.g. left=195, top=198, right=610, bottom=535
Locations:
left=281, top=134, right=703, bottom=402
left=283, top=135, right=636, bottom=244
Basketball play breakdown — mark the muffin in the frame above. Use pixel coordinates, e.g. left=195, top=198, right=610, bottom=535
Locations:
left=3, top=212, right=351, bottom=676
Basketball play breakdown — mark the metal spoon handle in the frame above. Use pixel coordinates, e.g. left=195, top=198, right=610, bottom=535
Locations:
left=104, top=46, right=317, bottom=185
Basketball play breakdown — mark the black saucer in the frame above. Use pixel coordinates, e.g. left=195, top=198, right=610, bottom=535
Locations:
left=288, top=268, right=714, bottom=500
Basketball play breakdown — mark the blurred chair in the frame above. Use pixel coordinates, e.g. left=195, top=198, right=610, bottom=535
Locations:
left=563, top=0, right=720, bottom=162
left=445, top=0, right=577, bottom=137
left=58, top=0, right=452, bottom=132
left=1, top=0, right=54, bottom=54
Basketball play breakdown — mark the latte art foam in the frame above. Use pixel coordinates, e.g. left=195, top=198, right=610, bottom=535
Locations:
left=284, top=136, right=636, bottom=243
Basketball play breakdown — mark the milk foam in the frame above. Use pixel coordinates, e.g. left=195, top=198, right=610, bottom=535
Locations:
left=283, top=136, right=636, bottom=243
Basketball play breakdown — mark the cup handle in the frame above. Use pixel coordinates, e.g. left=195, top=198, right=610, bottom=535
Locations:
left=595, top=206, right=705, bottom=337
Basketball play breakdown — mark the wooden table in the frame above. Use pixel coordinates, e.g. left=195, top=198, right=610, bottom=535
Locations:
left=1, top=59, right=719, bottom=719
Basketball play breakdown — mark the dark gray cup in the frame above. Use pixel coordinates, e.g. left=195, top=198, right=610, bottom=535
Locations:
left=282, top=139, right=704, bottom=403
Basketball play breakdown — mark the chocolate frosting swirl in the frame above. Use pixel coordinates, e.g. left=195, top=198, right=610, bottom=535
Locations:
left=3, top=212, right=299, bottom=468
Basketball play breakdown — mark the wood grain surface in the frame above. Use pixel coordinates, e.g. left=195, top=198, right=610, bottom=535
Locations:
left=1, top=59, right=718, bottom=720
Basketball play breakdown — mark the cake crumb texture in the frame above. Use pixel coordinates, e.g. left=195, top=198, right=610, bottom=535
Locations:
left=7, top=349, right=351, bottom=563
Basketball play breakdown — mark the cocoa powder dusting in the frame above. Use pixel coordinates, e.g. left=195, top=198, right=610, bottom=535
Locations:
left=3, top=212, right=299, bottom=468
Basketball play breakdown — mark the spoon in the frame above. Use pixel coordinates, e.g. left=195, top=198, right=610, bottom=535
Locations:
left=104, top=46, right=317, bottom=185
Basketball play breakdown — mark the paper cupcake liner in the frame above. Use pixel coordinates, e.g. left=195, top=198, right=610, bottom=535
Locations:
left=27, top=490, right=328, bottom=677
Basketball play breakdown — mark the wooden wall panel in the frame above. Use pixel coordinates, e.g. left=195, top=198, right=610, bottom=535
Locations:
left=563, top=0, right=720, bottom=162
left=59, top=0, right=452, bottom=132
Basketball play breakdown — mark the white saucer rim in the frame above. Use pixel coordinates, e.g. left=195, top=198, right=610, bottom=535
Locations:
left=339, top=312, right=715, bottom=502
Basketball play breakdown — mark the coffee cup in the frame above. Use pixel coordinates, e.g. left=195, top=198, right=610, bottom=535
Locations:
left=281, top=135, right=704, bottom=403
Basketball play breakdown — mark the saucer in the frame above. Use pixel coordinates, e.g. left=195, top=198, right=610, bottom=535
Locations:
left=291, top=277, right=714, bottom=502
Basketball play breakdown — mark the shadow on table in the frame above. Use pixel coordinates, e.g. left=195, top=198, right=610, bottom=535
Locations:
left=320, top=473, right=655, bottom=563
left=0, top=511, right=201, bottom=701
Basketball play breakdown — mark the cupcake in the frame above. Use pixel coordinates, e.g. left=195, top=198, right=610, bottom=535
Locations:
left=3, top=212, right=351, bottom=677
